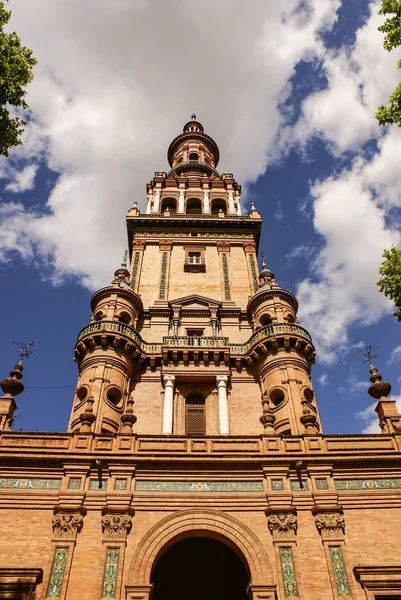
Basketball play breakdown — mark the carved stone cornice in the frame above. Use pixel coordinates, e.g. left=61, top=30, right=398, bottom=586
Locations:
left=52, top=506, right=86, bottom=539
left=132, top=239, right=146, bottom=251
left=265, top=507, right=297, bottom=539
left=159, top=239, right=173, bottom=251
left=243, top=241, right=257, bottom=253
left=101, top=507, right=135, bottom=540
left=216, top=241, right=230, bottom=252
left=312, top=505, right=345, bottom=539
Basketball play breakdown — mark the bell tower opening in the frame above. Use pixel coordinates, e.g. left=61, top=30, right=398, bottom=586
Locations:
left=151, top=537, right=250, bottom=600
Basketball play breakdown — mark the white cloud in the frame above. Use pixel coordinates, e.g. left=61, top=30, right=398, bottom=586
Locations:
left=5, top=164, right=38, bottom=193
left=389, top=346, right=401, bottom=364
left=318, top=373, right=328, bottom=386
left=280, top=1, right=401, bottom=361
left=0, top=0, right=341, bottom=289
left=357, top=396, right=401, bottom=434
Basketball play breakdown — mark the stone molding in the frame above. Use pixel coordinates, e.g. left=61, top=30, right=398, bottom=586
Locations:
left=159, top=239, right=173, bottom=251
left=312, top=505, right=344, bottom=539
left=129, top=509, right=274, bottom=587
left=52, top=506, right=86, bottom=539
left=265, top=507, right=297, bottom=539
left=102, top=507, right=135, bottom=540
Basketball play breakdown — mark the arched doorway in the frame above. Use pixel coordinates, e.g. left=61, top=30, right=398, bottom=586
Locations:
left=151, top=537, right=249, bottom=600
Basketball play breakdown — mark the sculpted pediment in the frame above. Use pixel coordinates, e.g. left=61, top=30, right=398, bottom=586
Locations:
left=169, top=294, right=221, bottom=310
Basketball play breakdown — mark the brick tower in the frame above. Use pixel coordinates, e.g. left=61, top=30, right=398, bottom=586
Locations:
left=70, top=114, right=321, bottom=440
left=1, top=117, right=401, bottom=600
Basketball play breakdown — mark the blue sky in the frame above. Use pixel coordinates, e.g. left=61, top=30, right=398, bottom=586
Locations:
left=1, top=0, right=401, bottom=434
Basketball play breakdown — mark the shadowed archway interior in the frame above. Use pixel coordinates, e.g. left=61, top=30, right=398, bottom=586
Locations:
left=151, top=537, right=250, bottom=600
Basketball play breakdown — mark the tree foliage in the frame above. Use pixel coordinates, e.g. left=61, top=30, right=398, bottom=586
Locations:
left=376, top=0, right=401, bottom=127
left=377, top=246, right=401, bottom=321
left=0, top=1, right=37, bottom=157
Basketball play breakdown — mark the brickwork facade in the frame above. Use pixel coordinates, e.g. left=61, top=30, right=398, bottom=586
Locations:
left=1, top=117, right=401, bottom=599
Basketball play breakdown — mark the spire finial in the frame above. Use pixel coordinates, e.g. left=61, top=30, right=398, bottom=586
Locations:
left=357, top=346, right=391, bottom=399
left=13, top=341, right=35, bottom=365
left=191, top=111, right=196, bottom=120
left=260, top=252, right=267, bottom=270
left=121, top=250, right=128, bottom=268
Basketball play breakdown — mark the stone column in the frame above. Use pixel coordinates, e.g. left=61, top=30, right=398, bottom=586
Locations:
left=203, top=190, right=210, bottom=213
left=178, top=190, right=185, bottom=213
left=216, top=375, right=229, bottom=435
left=146, top=192, right=152, bottom=214
left=162, top=375, right=175, bottom=435
left=236, top=194, right=242, bottom=215
left=153, top=189, right=161, bottom=213
left=228, top=191, right=235, bottom=214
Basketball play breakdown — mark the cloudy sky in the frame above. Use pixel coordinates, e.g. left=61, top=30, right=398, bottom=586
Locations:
left=1, top=0, right=401, bottom=434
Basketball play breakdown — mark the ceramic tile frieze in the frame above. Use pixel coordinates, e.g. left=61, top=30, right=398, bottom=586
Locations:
left=290, top=480, right=309, bottom=491
left=0, top=477, right=61, bottom=489
left=101, top=548, right=120, bottom=597
left=279, top=547, right=299, bottom=597
left=316, top=478, right=329, bottom=490
left=335, top=478, right=401, bottom=490
left=329, top=546, right=351, bottom=596
left=46, top=547, right=68, bottom=598
left=130, top=251, right=140, bottom=290
left=88, top=479, right=107, bottom=491
left=249, top=253, right=259, bottom=292
left=135, top=480, right=263, bottom=492
left=159, top=252, right=168, bottom=299
left=221, top=253, right=231, bottom=299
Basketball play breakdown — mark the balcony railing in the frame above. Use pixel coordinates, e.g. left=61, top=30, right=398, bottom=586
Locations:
left=77, top=322, right=311, bottom=358
left=185, top=256, right=205, bottom=265
left=229, top=323, right=312, bottom=355
left=163, top=336, right=229, bottom=347
left=77, top=320, right=162, bottom=354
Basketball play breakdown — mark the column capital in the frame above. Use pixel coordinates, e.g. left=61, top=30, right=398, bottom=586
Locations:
left=216, top=375, right=229, bottom=386
left=163, top=374, right=175, bottom=386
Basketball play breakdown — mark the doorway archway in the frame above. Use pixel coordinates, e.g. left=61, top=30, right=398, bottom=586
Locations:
left=151, top=537, right=249, bottom=600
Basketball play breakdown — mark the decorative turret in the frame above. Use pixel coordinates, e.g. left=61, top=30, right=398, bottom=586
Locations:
left=361, top=346, right=401, bottom=433
left=247, top=256, right=320, bottom=435
left=0, top=342, right=35, bottom=431
left=69, top=260, right=144, bottom=435
left=144, top=116, right=242, bottom=216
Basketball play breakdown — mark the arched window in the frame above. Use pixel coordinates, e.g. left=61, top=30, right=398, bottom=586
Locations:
left=161, top=197, right=177, bottom=213
left=189, top=152, right=199, bottom=161
left=211, top=198, right=227, bottom=215
left=186, top=198, right=202, bottom=215
left=259, top=314, right=273, bottom=327
left=185, top=394, right=205, bottom=436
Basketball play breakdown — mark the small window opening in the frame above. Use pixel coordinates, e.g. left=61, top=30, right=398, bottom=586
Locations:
left=106, top=386, right=123, bottom=406
left=118, top=311, right=131, bottom=325
left=211, top=199, right=227, bottom=215
left=189, top=152, right=199, bottom=161
left=186, top=394, right=206, bottom=436
left=269, top=388, right=285, bottom=407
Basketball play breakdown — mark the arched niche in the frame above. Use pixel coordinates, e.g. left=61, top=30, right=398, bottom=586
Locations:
left=126, top=509, right=276, bottom=600
left=211, top=198, right=227, bottom=215
left=186, top=197, right=202, bottom=215
left=161, top=197, right=177, bottom=213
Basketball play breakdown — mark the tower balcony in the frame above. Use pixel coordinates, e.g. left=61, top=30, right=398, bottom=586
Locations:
left=162, top=335, right=228, bottom=347
left=75, top=320, right=162, bottom=363
left=229, top=322, right=314, bottom=364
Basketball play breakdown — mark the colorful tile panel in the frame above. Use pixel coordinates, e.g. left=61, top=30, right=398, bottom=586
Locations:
left=279, top=547, right=299, bottom=597
left=290, top=480, right=309, bottom=491
left=46, top=547, right=68, bottom=598
left=316, top=478, right=329, bottom=490
left=0, top=478, right=61, bottom=489
left=114, top=478, right=127, bottom=491
left=271, top=479, right=284, bottom=490
left=335, top=478, right=401, bottom=490
left=329, top=546, right=351, bottom=596
left=135, top=480, right=263, bottom=492
left=68, top=478, right=81, bottom=489
left=101, top=548, right=120, bottom=597
left=88, top=479, right=107, bottom=491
